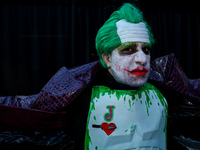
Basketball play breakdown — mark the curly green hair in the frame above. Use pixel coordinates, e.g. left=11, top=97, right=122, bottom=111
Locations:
left=95, top=3, right=154, bottom=68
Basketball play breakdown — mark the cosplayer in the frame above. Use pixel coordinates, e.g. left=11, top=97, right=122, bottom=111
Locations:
left=83, top=3, right=168, bottom=150
left=3, top=2, right=200, bottom=150
left=0, top=3, right=168, bottom=150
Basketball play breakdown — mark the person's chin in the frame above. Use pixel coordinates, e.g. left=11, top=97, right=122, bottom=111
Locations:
left=112, top=72, right=149, bottom=87
left=128, top=81, right=145, bottom=87
left=128, top=77, right=148, bottom=87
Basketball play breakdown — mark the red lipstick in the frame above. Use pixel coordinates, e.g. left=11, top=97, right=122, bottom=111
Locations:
left=123, top=66, right=149, bottom=76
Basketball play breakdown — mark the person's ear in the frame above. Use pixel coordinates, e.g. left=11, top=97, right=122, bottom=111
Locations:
left=102, top=53, right=111, bottom=68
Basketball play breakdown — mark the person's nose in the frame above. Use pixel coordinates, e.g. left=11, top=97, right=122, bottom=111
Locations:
left=134, top=50, right=147, bottom=66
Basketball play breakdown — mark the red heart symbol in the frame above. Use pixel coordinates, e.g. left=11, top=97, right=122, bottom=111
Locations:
left=101, top=122, right=116, bottom=136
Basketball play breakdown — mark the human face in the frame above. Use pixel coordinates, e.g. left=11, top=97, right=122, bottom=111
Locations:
left=108, top=42, right=151, bottom=87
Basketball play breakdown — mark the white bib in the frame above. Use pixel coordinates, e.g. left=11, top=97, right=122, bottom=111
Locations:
left=85, top=83, right=167, bottom=150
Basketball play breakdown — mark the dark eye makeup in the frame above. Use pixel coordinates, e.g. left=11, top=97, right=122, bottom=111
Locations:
left=117, top=42, right=151, bottom=56
left=142, top=46, right=151, bottom=55
left=118, top=46, right=151, bottom=56
left=118, top=46, right=137, bottom=55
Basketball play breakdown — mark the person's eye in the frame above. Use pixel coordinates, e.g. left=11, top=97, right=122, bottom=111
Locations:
left=119, top=48, right=136, bottom=55
left=142, top=46, right=150, bottom=55
left=123, top=48, right=133, bottom=52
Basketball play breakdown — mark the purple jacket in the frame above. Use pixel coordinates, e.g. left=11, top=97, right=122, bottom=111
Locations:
left=0, top=53, right=200, bottom=131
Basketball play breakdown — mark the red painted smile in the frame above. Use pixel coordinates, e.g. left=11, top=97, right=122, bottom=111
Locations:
left=123, top=66, right=150, bottom=76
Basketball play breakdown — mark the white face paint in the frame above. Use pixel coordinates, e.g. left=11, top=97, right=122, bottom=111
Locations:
left=109, top=42, right=150, bottom=87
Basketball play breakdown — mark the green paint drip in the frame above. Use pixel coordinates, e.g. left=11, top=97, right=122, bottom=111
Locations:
left=129, top=99, right=131, bottom=107
left=130, top=124, right=135, bottom=131
left=144, top=89, right=151, bottom=116
left=84, top=83, right=168, bottom=149
left=145, top=101, right=149, bottom=116
left=90, top=83, right=168, bottom=117
left=84, top=128, right=92, bottom=150
left=126, top=124, right=136, bottom=134
left=91, top=83, right=168, bottom=114
left=115, top=92, right=122, bottom=100
left=85, top=87, right=99, bottom=149
left=131, top=94, right=135, bottom=101
left=138, top=92, right=142, bottom=99
left=124, top=96, right=126, bottom=102
left=91, top=86, right=137, bottom=100
left=144, top=83, right=168, bottom=149
left=91, top=86, right=100, bottom=100
left=144, top=83, right=168, bottom=116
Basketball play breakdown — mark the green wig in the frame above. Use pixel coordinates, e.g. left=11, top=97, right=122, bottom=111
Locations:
left=95, top=3, right=154, bottom=68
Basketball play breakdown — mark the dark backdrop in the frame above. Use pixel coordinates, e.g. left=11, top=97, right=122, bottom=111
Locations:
left=0, top=0, right=200, bottom=95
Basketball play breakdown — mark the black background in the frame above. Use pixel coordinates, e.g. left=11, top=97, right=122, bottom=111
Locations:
left=0, top=0, right=200, bottom=95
